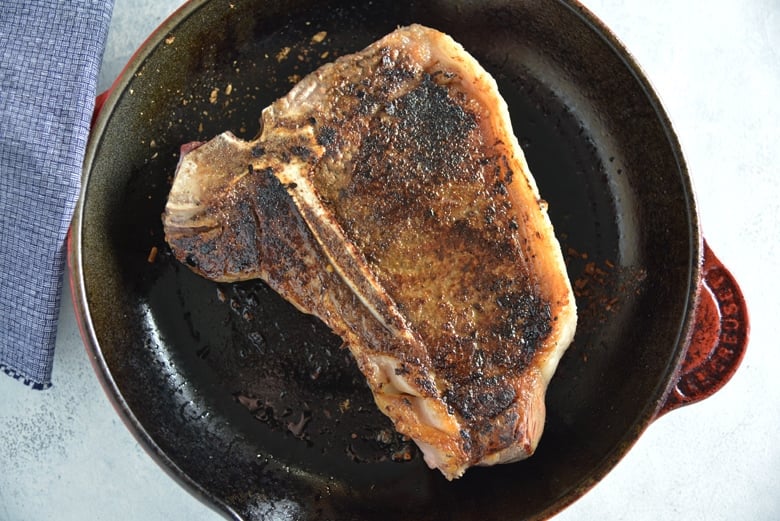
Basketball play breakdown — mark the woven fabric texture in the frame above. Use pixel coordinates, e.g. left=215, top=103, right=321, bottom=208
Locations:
left=0, top=1, right=114, bottom=388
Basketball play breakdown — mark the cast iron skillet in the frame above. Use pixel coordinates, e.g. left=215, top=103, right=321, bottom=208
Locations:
left=69, top=0, right=749, bottom=519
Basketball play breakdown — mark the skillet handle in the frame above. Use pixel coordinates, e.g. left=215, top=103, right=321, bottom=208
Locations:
left=657, top=240, right=749, bottom=417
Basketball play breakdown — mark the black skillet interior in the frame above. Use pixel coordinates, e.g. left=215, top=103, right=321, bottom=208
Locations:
left=77, top=0, right=698, bottom=519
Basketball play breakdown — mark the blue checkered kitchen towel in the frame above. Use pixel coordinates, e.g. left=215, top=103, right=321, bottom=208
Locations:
left=0, top=1, right=114, bottom=389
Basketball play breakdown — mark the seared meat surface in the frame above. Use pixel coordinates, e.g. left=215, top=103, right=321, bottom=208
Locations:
left=163, top=25, right=576, bottom=479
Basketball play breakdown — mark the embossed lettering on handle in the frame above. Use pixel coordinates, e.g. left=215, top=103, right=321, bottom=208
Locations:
left=657, top=241, right=749, bottom=417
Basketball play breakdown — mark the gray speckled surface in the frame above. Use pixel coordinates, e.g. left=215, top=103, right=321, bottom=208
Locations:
left=1, top=1, right=779, bottom=520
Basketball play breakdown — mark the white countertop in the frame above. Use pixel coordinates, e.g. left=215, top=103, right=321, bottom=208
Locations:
left=2, top=1, right=778, bottom=519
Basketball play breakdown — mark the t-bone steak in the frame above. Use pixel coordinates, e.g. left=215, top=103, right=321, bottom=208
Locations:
left=163, top=24, right=577, bottom=480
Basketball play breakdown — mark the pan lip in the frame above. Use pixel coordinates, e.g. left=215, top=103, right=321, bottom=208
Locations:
left=69, top=0, right=240, bottom=519
left=539, top=0, right=703, bottom=518
left=70, top=0, right=704, bottom=519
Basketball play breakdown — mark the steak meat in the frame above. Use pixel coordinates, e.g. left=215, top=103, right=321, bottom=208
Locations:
left=163, top=24, right=577, bottom=480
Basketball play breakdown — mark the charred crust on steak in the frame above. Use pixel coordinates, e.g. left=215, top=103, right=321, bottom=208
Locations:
left=163, top=25, right=577, bottom=480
